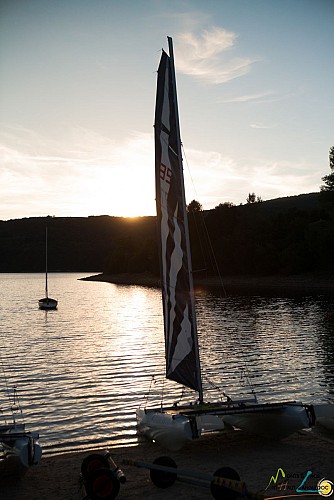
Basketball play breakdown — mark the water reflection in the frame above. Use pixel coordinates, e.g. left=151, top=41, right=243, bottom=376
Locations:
left=0, top=274, right=333, bottom=455
left=196, top=291, right=334, bottom=403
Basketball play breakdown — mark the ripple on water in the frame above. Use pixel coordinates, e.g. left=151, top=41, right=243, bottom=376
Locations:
left=0, top=273, right=333, bottom=453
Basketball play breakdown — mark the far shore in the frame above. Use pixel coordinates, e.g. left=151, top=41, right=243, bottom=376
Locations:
left=80, top=272, right=334, bottom=295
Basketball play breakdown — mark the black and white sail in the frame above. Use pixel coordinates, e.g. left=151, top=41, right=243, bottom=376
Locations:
left=154, top=38, right=202, bottom=397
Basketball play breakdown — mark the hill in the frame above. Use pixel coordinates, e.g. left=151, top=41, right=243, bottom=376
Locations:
left=0, top=192, right=333, bottom=276
left=0, top=215, right=156, bottom=273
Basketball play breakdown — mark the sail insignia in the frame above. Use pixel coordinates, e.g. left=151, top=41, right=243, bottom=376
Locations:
left=154, top=48, right=200, bottom=393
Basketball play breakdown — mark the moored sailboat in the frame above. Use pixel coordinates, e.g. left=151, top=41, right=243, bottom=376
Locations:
left=136, top=37, right=315, bottom=451
left=39, top=227, right=57, bottom=310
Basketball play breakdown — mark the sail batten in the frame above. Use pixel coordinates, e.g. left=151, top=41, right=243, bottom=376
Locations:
left=155, top=39, right=203, bottom=398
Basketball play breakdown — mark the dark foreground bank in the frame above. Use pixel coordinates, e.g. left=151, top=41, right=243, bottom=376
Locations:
left=81, top=272, right=334, bottom=295
left=0, top=426, right=333, bottom=500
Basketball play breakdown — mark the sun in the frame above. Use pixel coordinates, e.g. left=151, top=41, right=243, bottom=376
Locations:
left=79, top=161, right=156, bottom=217
left=72, top=132, right=157, bottom=217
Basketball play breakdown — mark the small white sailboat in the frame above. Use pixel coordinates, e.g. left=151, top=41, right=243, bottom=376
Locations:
left=39, top=227, right=57, bottom=310
left=136, top=37, right=315, bottom=451
left=0, top=388, right=42, bottom=477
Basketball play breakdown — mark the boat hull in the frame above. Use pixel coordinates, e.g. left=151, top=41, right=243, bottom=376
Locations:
left=137, top=401, right=314, bottom=449
left=0, top=424, right=42, bottom=477
left=314, top=404, right=334, bottom=433
left=39, top=297, right=58, bottom=310
left=136, top=407, right=229, bottom=451
left=222, top=403, right=311, bottom=439
left=136, top=408, right=196, bottom=451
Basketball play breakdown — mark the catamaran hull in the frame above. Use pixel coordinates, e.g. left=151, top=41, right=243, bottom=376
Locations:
left=136, top=409, right=228, bottom=451
left=137, top=402, right=314, bottom=449
left=0, top=426, right=42, bottom=477
left=314, top=404, right=334, bottom=432
left=39, top=298, right=58, bottom=310
left=136, top=409, right=197, bottom=451
left=222, top=403, right=310, bottom=439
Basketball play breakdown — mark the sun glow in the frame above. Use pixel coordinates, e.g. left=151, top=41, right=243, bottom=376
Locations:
left=80, top=132, right=156, bottom=217
left=78, top=160, right=156, bottom=217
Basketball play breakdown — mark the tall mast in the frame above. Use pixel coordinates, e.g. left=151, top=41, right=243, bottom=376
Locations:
left=167, top=37, right=203, bottom=403
left=45, top=227, right=48, bottom=299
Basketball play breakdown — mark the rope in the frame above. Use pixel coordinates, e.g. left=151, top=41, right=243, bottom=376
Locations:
left=182, top=143, right=257, bottom=401
left=182, top=144, right=227, bottom=297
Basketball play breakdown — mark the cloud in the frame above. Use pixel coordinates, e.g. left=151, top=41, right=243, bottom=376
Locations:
left=174, top=28, right=256, bottom=84
left=221, top=91, right=276, bottom=103
left=0, top=126, right=156, bottom=219
left=182, top=147, right=320, bottom=208
left=250, top=122, right=275, bottom=129
left=0, top=125, right=320, bottom=220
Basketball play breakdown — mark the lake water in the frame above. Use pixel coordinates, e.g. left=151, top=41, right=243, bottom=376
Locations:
left=0, top=273, right=333, bottom=456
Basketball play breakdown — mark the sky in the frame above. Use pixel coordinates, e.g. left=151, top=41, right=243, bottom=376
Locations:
left=1, top=0, right=333, bottom=220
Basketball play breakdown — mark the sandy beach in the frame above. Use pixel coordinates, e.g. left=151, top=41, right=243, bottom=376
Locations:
left=1, top=425, right=333, bottom=500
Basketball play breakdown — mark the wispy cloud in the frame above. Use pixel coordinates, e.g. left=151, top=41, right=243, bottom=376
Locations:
left=183, top=148, right=319, bottom=207
left=250, top=122, right=275, bottom=129
left=0, top=126, right=156, bottom=219
left=0, top=125, right=320, bottom=220
left=175, top=27, right=256, bottom=84
left=221, top=91, right=276, bottom=103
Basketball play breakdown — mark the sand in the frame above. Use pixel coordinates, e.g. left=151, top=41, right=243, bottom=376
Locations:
left=1, top=425, right=333, bottom=500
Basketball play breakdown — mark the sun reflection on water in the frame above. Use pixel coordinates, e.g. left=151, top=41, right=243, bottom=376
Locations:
left=0, top=273, right=333, bottom=454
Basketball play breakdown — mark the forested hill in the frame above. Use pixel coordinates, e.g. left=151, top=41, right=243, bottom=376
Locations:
left=0, top=192, right=333, bottom=276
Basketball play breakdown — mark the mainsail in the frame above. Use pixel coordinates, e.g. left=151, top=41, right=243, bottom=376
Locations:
left=154, top=38, right=202, bottom=398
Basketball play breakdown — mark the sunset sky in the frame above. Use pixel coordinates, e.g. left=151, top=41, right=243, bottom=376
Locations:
left=1, top=0, right=333, bottom=220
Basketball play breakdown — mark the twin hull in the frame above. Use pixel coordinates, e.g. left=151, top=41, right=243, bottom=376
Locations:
left=136, top=403, right=312, bottom=451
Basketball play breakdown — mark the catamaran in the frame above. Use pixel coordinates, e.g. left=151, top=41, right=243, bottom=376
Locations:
left=136, top=37, right=315, bottom=451
left=39, top=227, right=57, bottom=310
left=0, top=388, right=41, bottom=477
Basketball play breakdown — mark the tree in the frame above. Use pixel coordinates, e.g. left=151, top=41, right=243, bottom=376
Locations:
left=246, top=193, right=262, bottom=204
left=215, top=202, right=235, bottom=209
left=187, top=199, right=203, bottom=213
left=247, top=192, right=256, bottom=203
left=320, top=146, right=334, bottom=191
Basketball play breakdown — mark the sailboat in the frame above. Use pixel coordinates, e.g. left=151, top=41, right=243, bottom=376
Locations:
left=0, top=388, right=42, bottom=476
left=38, top=227, right=57, bottom=310
left=136, top=37, right=315, bottom=451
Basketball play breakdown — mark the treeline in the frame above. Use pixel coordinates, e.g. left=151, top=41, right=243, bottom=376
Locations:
left=190, top=192, right=334, bottom=276
left=0, top=192, right=333, bottom=276
left=0, top=215, right=156, bottom=273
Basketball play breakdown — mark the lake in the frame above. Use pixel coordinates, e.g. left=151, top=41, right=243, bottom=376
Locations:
left=0, top=273, right=333, bottom=455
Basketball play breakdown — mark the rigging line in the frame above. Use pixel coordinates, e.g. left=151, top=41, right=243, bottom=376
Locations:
left=160, top=376, right=166, bottom=410
left=203, top=374, right=230, bottom=402
left=181, top=144, right=227, bottom=298
left=0, top=347, right=13, bottom=406
left=234, top=325, right=258, bottom=399
left=182, top=144, right=257, bottom=400
left=143, top=375, right=156, bottom=408
left=0, top=351, right=25, bottom=424
left=173, top=385, right=186, bottom=406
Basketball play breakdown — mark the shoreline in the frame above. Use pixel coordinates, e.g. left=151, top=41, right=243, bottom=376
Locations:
left=1, top=427, right=333, bottom=499
left=80, top=272, right=334, bottom=295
